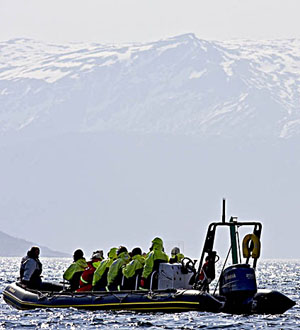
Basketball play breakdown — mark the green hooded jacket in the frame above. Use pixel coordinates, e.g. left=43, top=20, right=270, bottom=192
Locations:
left=92, top=248, right=117, bottom=287
left=122, top=254, right=145, bottom=279
left=63, top=258, right=88, bottom=281
left=142, top=237, right=169, bottom=279
left=107, top=251, right=130, bottom=286
left=170, top=253, right=185, bottom=263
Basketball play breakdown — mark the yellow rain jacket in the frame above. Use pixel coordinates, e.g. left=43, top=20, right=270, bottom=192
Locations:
left=107, top=251, right=130, bottom=287
left=122, top=254, right=145, bottom=279
left=142, top=237, right=169, bottom=279
left=63, top=258, right=88, bottom=281
left=92, top=248, right=117, bottom=287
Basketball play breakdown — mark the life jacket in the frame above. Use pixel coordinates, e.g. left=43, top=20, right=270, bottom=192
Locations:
left=63, top=258, right=88, bottom=281
left=107, top=251, right=130, bottom=289
left=199, top=255, right=216, bottom=283
left=63, top=258, right=88, bottom=291
left=123, top=255, right=145, bottom=279
left=20, top=256, right=29, bottom=279
left=79, top=259, right=101, bottom=288
left=20, top=255, right=42, bottom=288
left=92, top=260, right=113, bottom=289
left=122, top=255, right=145, bottom=290
left=169, top=253, right=185, bottom=264
left=142, top=237, right=169, bottom=279
left=92, top=248, right=118, bottom=289
left=199, top=261, right=209, bottom=281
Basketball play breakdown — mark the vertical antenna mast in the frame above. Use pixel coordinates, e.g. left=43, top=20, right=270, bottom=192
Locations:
left=222, top=198, right=226, bottom=223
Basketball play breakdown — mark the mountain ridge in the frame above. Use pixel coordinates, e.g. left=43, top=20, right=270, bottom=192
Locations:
left=0, top=230, right=70, bottom=257
left=1, top=34, right=300, bottom=140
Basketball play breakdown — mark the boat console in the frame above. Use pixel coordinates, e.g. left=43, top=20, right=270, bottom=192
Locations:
left=156, top=262, right=194, bottom=290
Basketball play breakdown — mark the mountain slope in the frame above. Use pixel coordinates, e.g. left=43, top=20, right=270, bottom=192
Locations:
left=0, top=230, right=69, bottom=257
left=1, top=34, right=300, bottom=140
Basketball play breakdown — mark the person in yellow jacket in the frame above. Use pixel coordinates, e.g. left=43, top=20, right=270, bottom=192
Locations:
left=63, top=249, right=88, bottom=291
left=122, top=247, right=145, bottom=290
left=92, top=247, right=117, bottom=291
left=77, top=250, right=103, bottom=292
left=169, top=247, right=185, bottom=264
left=140, top=237, right=169, bottom=289
left=106, top=246, right=130, bottom=291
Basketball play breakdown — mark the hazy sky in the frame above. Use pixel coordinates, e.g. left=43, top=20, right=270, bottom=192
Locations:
left=1, top=0, right=300, bottom=43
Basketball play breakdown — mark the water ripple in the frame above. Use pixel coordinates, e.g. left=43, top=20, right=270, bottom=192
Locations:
left=0, top=258, right=299, bottom=329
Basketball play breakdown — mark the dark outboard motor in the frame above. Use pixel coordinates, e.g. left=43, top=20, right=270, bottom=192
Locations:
left=220, top=264, right=257, bottom=297
left=220, top=264, right=257, bottom=313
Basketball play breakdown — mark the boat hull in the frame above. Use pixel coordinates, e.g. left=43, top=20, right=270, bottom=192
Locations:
left=3, top=283, right=222, bottom=312
left=3, top=283, right=295, bottom=314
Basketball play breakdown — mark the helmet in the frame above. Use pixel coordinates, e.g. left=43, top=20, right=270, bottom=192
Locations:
left=171, top=247, right=180, bottom=256
left=92, top=250, right=103, bottom=260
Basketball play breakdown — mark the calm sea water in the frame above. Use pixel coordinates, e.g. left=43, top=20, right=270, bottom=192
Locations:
left=0, top=258, right=299, bottom=329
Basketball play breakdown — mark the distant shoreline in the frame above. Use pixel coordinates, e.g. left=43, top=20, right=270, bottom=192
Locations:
left=0, top=230, right=70, bottom=258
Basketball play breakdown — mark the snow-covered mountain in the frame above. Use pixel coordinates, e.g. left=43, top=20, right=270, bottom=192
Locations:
left=1, top=34, right=300, bottom=139
left=0, top=35, right=299, bottom=258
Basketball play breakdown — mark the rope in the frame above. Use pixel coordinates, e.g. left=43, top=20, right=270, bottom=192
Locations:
left=213, top=246, right=231, bottom=295
left=236, top=227, right=242, bottom=264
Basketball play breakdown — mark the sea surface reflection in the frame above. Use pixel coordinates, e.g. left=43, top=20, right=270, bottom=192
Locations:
left=0, top=258, right=299, bottom=329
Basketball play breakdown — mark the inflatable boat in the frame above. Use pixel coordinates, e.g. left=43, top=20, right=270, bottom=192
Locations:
left=3, top=200, right=296, bottom=314
left=3, top=283, right=223, bottom=312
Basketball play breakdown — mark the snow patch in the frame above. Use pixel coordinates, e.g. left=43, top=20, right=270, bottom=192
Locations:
left=189, top=70, right=207, bottom=79
left=280, top=119, right=300, bottom=138
left=0, top=88, right=9, bottom=95
left=18, top=116, right=35, bottom=130
left=22, top=69, right=69, bottom=83
left=221, top=60, right=234, bottom=76
left=158, top=42, right=181, bottom=55
left=80, top=64, right=94, bottom=71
